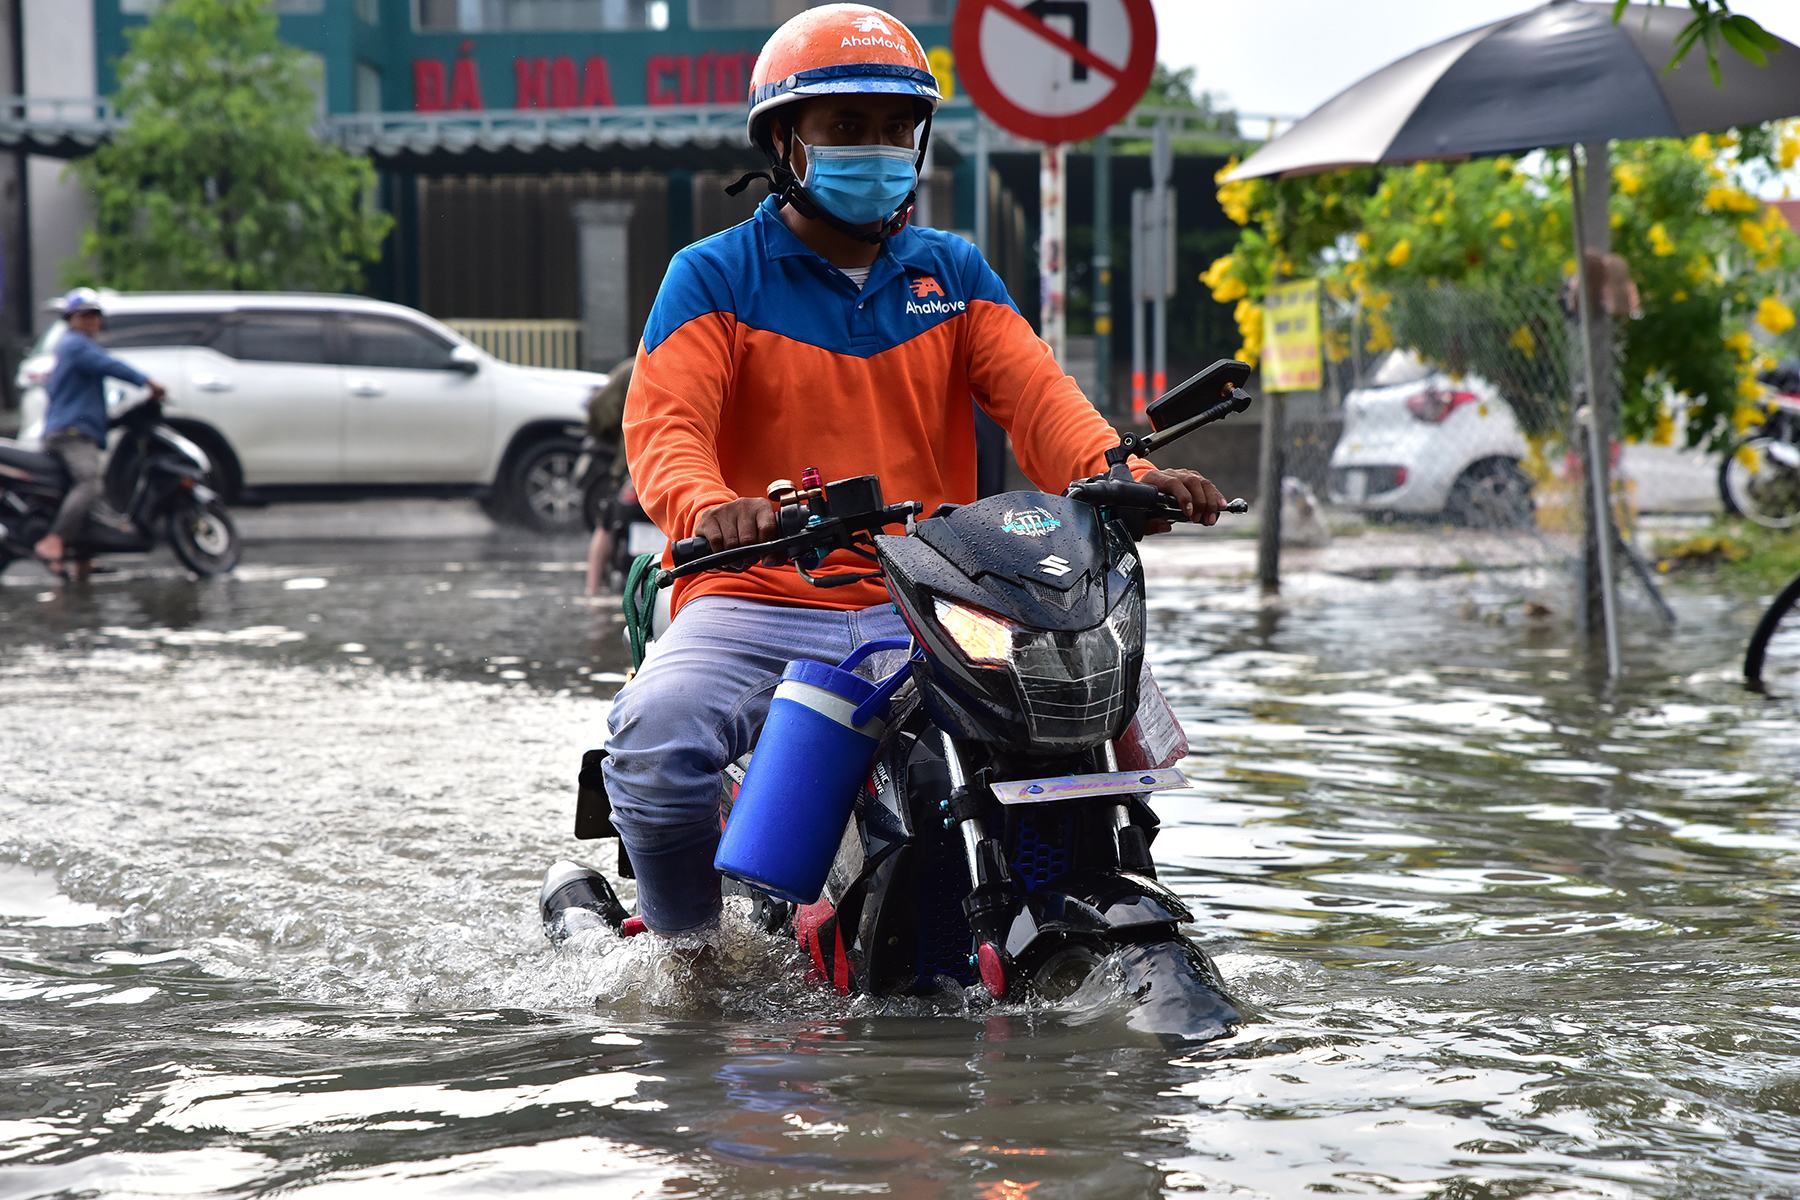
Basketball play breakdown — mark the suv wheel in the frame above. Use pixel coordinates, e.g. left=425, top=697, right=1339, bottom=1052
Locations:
left=502, top=435, right=586, bottom=534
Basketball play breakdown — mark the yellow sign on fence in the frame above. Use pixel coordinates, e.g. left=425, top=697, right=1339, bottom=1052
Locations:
left=1261, top=280, right=1322, bottom=392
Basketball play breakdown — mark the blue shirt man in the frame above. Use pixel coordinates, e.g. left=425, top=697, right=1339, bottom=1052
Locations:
left=34, top=289, right=166, bottom=581
left=44, top=326, right=149, bottom=447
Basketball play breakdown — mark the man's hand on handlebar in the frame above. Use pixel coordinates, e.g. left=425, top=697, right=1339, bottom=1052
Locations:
left=146, top=381, right=167, bottom=403
left=694, top=497, right=783, bottom=570
left=1139, top=468, right=1226, bottom=533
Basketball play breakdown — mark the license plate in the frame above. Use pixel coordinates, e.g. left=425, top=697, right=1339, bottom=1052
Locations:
left=627, top=522, right=668, bottom=557
left=989, top=767, right=1188, bottom=806
left=1343, top=469, right=1367, bottom=503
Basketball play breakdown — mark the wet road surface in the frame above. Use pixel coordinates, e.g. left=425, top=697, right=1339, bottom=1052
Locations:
left=3, top=511, right=1800, bottom=1198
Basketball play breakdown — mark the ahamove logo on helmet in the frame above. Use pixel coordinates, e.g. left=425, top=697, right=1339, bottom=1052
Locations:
left=844, top=12, right=905, bottom=49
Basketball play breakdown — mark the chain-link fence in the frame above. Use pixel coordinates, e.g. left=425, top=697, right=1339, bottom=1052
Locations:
left=1271, top=282, right=1668, bottom=621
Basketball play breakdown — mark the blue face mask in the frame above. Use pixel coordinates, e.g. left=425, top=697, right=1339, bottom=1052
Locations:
left=796, top=138, right=919, bottom=227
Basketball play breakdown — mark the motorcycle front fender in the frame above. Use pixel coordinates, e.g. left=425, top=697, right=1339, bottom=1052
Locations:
left=1002, top=871, right=1193, bottom=960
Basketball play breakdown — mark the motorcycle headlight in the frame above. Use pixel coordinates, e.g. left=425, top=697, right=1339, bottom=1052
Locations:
left=932, top=590, right=1144, bottom=749
left=934, top=597, right=1014, bottom=664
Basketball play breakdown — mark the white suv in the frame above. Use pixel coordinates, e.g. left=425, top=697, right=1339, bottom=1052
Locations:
left=1327, top=350, right=1535, bottom=527
left=15, top=292, right=606, bottom=532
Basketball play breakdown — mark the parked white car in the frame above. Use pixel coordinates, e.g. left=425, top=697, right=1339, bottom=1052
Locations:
left=1327, top=350, right=1535, bottom=527
left=16, top=291, right=605, bottom=532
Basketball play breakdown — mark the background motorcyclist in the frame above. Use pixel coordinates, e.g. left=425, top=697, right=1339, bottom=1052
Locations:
left=590, top=4, right=1224, bottom=944
left=34, top=288, right=167, bottom=581
left=583, top=357, right=634, bottom=597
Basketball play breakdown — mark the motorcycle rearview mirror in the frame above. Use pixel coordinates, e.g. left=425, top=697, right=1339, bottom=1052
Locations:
left=1105, top=359, right=1255, bottom=470
left=1146, top=359, right=1253, bottom=432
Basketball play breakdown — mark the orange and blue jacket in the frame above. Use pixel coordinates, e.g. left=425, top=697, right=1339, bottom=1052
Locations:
left=625, top=196, right=1150, bottom=614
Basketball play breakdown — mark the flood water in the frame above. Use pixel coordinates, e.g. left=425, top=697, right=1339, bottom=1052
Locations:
left=3, top=533, right=1799, bottom=1199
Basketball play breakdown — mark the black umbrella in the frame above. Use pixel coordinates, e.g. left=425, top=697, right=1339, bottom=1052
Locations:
left=1227, top=0, right=1800, bottom=179
left=1226, top=0, right=1800, bottom=678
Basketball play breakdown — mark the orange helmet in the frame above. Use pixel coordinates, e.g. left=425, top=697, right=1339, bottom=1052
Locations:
left=747, top=4, right=941, bottom=149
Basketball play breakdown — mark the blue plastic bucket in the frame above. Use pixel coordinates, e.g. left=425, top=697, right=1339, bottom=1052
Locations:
left=716, top=639, right=913, bottom=904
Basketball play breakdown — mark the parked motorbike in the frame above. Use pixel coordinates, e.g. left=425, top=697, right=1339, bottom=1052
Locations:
left=1720, top=360, right=1800, bottom=529
left=548, top=360, right=1256, bottom=1043
left=0, top=396, right=240, bottom=577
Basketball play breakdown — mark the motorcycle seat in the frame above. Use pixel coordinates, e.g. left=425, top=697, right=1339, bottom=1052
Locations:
left=0, top=441, right=66, bottom=486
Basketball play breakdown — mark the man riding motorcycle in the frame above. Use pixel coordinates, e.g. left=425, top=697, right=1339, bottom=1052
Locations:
left=34, top=288, right=167, bottom=581
left=574, top=3, right=1224, bottom=947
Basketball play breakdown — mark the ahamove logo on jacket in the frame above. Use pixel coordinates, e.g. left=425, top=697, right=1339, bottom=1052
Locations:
left=906, top=275, right=966, bottom=316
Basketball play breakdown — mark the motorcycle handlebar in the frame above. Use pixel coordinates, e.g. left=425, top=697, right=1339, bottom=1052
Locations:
left=664, top=488, right=1249, bottom=584
left=660, top=500, right=923, bottom=585
left=107, top=395, right=163, bottom=429
left=1066, top=478, right=1250, bottom=519
left=671, top=535, right=712, bottom=567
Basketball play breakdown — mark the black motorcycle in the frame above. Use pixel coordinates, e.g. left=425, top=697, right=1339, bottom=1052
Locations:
left=0, top=397, right=241, bottom=577
left=550, top=360, right=1255, bottom=1043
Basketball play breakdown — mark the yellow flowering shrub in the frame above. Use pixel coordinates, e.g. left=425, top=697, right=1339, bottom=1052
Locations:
left=1200, top=255, right=1247, bottom=303
left=1779, top=121, right=1800, bottom=169
left=1233, top=299, right=1264, bottom=363
left=1208, top=124, right=1800, bottom=449
left=1703, top=185, right=1761, bottom=213
left=1758, top=294, right=1796, bottom=335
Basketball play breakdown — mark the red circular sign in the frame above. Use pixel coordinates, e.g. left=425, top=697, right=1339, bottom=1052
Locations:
left=952, top=0, right=1157, bottom=145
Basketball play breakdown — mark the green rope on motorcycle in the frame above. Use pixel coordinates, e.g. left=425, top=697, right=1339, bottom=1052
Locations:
left=622, top=552, right=661, bottom=675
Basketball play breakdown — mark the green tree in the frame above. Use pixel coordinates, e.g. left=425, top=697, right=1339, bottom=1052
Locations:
left=1624, top=1, right=1783, bottom=84
left=1205, top=125, right=1800, bottom=450
left=69, top=0, right=391, bottom=292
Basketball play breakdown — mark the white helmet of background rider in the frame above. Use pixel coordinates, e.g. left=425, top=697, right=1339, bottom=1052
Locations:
left=734, top=4, right=942, bottom=243
left=55, top=288, right=103, bottom=318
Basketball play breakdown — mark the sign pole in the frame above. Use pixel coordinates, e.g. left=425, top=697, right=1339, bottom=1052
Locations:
left=1040, top=142, right=1067, bottom=365
left=1255, top=279, right=1324, bottom=594
left=1093, top=126, right=1113, bottom=415
left=1150, top=114, right=1171, bottom=402
left=1130, top=188, right=1147, bottom=421
left=952, top=0, right=1157, bottom=395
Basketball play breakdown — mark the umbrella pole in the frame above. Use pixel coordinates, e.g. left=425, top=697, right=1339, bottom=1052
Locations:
left=1569, top=145, right=1622, bottom=680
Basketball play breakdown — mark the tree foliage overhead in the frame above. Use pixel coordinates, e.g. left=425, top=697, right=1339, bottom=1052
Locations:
left=70, top=0, right=391, bottom=292
left=1204, top=125, right=1800, bottom=451
left=1626, top=0, right=1783, bottom=85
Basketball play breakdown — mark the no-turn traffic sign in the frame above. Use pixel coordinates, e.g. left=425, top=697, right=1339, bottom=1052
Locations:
left=952, top=0, right=1157, bottom=145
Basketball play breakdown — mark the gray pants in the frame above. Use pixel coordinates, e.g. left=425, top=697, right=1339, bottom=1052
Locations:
left=45, top=429, right=102, bottom=542
left=601, top=596, right=910, bottom=935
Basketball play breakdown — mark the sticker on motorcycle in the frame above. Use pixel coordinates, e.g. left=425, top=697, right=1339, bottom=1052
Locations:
left=1001, top=507, right=1062, bottom=536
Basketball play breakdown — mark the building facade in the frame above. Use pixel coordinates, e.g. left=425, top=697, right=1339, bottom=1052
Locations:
left=4, top=1, right=1238, bottom=421
left=47, top=0, right=974, bottom=370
